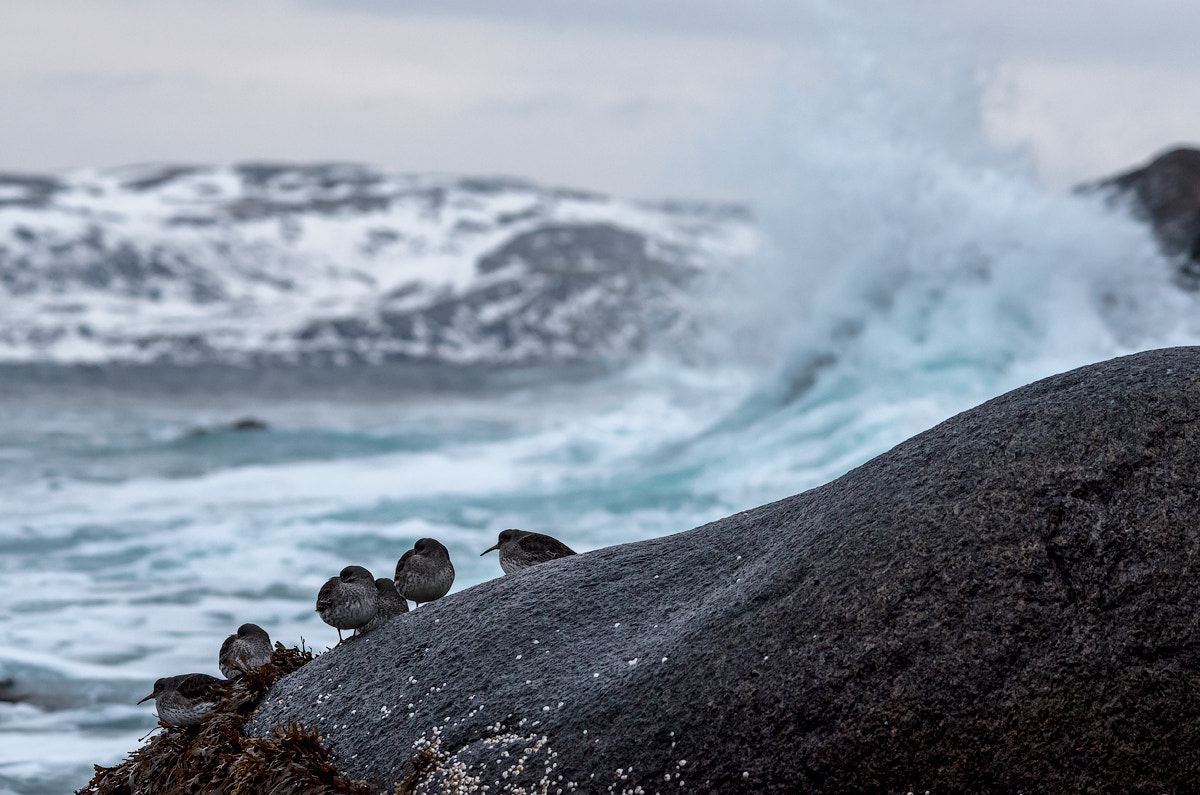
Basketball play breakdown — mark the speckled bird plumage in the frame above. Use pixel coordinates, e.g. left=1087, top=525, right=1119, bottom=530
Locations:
left=394, top=538, right=455, bottom=606
left=137, top=673, right=223, bottom=728
left=482, top=528, right=576, bottom=574
left=316, top=565, right=378, bottom=641
left=360, top=577, right=409, bottom=634
left=218, top=623, right=273, bottom=678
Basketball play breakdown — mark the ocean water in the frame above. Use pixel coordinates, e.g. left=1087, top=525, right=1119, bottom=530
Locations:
left=1, top=192, right=1193, bottom=794
left=5, top=18, right=1200, bottom=795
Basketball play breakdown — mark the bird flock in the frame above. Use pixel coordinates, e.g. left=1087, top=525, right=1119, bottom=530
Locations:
left=138, top=529, right=576, bottom=727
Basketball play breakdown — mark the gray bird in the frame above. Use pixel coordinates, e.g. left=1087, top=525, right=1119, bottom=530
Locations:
left=394, top=538, right=454, bottom=607
left=218, top=623, right=273, bottom=679
left=360, top=577, right=409, bottom=634
left=316, top=565, right=378, bottom=642
left=481, top=528, right=576, bottom=574
left=137, top=673, right=223, bottom=728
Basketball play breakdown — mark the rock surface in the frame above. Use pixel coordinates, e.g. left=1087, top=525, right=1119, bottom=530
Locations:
left=1088, top=146, right=1200, bottom=285
left=250, top=347, right=1200, bottom=793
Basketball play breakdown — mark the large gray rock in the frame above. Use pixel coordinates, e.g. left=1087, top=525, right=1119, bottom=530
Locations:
left=250, top=347, right=1200, bottom=793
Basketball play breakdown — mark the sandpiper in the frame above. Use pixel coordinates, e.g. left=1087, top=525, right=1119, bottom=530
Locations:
left=316, top=565, right=378, bottom=642
left=218, top=623, right=273, bottom=679
left=360, top=577, right=409, bottom=634
left=394, top=538, right=454, bottom=607
left=481, top=528, right=576, bottom=574
left=137, top=673, right=223, bottom=728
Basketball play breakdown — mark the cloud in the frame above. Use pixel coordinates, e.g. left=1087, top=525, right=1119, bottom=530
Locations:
left=0, top=0, right=791, bottom=198
left=2, top=0, right=1200, bottom=199
left=299, top=0, right=816, bottom=41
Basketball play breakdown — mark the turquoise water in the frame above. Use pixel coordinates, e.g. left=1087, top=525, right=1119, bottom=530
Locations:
left=4, top=21, right=1200, bottom=788
left=2, top=215, right=1195, bottom=793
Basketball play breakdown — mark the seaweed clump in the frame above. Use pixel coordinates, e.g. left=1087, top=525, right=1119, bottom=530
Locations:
left=78, top=644, right=373, bottom=795
left=393, top=744, right=448, bottom=795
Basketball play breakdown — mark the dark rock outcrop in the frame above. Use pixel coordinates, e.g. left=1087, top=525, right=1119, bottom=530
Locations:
left=1087, top=146, right=1200, bottom=286
left=250, top=347, right=1200, bottom=793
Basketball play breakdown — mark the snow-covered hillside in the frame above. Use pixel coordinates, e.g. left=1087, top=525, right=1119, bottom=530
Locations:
left=0, top=163, right=756, bottom=365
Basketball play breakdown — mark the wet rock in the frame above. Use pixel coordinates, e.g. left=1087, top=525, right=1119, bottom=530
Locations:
left=1085, top=146, right=1200, bottom=286
left=185, top=417, right=269, bottom=437
left=250, top=347, right=1200, bottom=792
left=229, top=417, right=269, bottom=432
left=0, top=677, right=23, bottom=704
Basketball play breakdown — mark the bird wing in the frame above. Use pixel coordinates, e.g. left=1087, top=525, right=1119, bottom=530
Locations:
left=178, top=674, right=222, bottom=699
left=219, top=634, right=236, bottom=660
left=520, top=533, right=576, bottom=562
left=395, top=550, right=416, bottom=588
left=316, top=578, right=337, bottom=611
left=379, top=579, right=407, bottom=607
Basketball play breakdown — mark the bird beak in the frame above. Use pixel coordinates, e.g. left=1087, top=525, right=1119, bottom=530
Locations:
left=137, top=692, right=155, bottom=704
left=481, top=543, right=501, bottom=556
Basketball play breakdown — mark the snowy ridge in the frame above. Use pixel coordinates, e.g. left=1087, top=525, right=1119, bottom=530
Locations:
left=0, top=163, right=756, bottom=365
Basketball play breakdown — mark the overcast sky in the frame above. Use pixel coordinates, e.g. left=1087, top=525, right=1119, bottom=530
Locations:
left=2, top=0, right=1199, bottom=201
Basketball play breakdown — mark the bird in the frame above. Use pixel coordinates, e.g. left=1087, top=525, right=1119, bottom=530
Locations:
left=394, top=538, right=455, bottom=607
left=316, top=565, right=378, bottom=642
left=359, top=577, right=409, bottom=634
left=137, top=673, right=224, bottom=728
left=481, top=528, right=576, bottom=574
left=218, top=623, right=273, bottom=679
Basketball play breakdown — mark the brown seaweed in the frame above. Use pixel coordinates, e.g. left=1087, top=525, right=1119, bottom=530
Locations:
left=78, top=643, right=373, bottom=795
